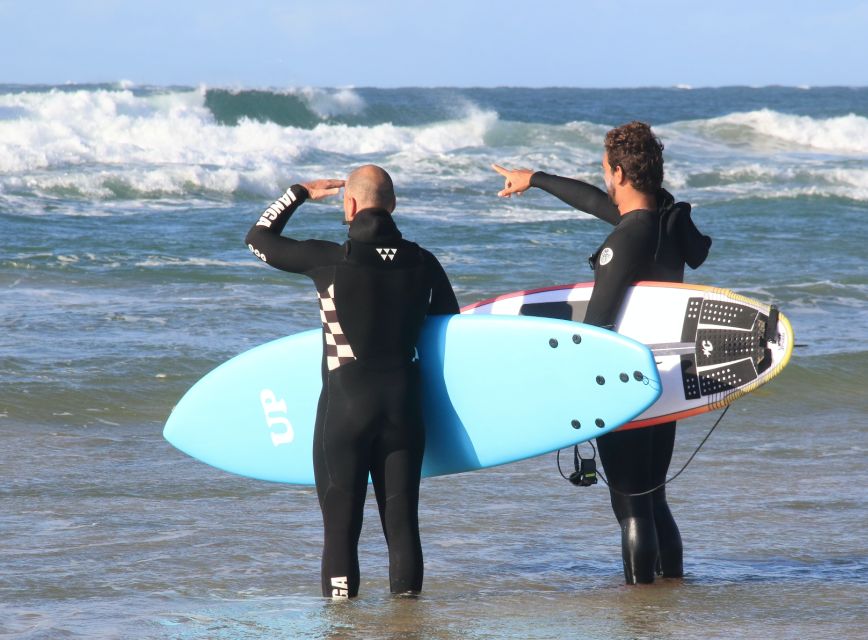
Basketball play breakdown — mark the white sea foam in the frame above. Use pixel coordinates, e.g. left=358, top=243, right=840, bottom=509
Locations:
left=672, top=109, right=868, bottom=154
left=135, top=256, right=253, bottom=268
left=219, top=85, right=367, bottom=119
left=298, top=87, right=366, bottom=119
left=1, top=89, right=866, bottom=203
left=475, top=205, right=596, bottom=224
left=0, top=87, right=498, bottom=198
left=665, top=161, right=868, bottom=202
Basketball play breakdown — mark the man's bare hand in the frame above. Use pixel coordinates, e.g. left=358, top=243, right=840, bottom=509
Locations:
left=302, top=179, right=345, bottom=201
left=491, top=164, right=534, bottom=198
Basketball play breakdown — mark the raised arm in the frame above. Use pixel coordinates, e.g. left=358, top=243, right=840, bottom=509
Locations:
left=530, top=172, right=621, bottom=225
left=245, top=180, right=345, bottom=275
left=492, top=164, right=620, bottom=226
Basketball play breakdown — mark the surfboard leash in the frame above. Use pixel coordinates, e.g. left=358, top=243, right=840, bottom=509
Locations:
left=557, top=440, right=599, bottom=487
left=557, top=404, right=731, bottom=497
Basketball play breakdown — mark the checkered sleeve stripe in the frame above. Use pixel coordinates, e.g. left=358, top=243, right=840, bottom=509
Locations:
left=318, top=284, right=356, bottom=370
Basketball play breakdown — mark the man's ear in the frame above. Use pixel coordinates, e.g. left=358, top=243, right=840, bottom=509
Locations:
left=345, top=195, right=358, bottom=222
left=614, top=165, right=627, bottom=186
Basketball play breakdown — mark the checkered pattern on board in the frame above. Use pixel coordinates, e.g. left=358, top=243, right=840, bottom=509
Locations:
left=318, top=284, right=356, bottom=370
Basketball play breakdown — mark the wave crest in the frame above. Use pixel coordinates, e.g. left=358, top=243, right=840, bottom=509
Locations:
left=1, top=88, right=866, bottom=203
left=676, top=108, right=868, bottom=154
left=0, top=87, right=498, bottom=199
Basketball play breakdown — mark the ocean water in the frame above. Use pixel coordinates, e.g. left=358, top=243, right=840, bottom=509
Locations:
left=1, top=85, right=866, bottom=639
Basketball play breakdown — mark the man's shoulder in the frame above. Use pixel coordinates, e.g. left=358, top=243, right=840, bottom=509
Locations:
left=396, top=238, right=427, bottom=254
left=399, top=241, right=449, bottom=270
left=616, top=209, right=658, bottom=232
left=292, top=238, right=346, bottom=263
left=313, top=237, right=345, bottom=247
left=610, top=210, right=659, bottom=246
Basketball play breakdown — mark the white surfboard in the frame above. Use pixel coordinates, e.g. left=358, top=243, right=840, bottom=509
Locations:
left=464, top=281, right=793, bottom=429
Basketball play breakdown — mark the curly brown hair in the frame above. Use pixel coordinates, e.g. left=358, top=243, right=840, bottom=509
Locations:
left=604, top=121, right=664, bottom=195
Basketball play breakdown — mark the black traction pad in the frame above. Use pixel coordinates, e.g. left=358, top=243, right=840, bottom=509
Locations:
left=680, top=297, right=769, bottom=399
left=680, top=355, right=701, bottom=400
left=697, top=299, right=759, bottom=331
left=698, top=359, right=759, bottom=396
left=695, top=327, right=766, bottom=367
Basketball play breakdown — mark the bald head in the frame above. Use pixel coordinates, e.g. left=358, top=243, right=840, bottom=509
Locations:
left=345, top=165, right=396, bottom=213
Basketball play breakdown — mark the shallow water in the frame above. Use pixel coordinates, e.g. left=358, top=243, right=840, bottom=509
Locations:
left=3, top=367, right=866, bottom=638
left=1, top=85, right=867, bottom=638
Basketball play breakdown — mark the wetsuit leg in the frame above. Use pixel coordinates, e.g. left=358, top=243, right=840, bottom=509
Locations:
left=597, top=428, right=658, bottom=584
left=650, top=421, right=683, bottom=577
left=312, top=373, right=373, bottom=599
left=370, top=365, right=425, bottom=594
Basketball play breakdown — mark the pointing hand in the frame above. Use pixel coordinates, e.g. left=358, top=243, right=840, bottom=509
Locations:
left=491, top=164, right=533, bottom=198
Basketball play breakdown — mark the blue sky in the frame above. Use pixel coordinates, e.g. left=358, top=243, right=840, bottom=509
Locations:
left=2, top=0, right=866, bottom=88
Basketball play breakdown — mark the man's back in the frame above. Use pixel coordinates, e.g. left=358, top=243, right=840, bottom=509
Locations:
left=244, top=166, right=457, bottom=599
left=246, top=196, right=457, bottom=372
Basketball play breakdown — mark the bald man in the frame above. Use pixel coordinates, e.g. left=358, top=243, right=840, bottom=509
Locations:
left=246, top=165, right=459, bottom=599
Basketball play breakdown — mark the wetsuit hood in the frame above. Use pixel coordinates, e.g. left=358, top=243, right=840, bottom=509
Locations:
left=657, top=187, right=676, bottom=213
left=655, top=188, right=712, bottom=269
left=348, top=208, right=403, bottom=244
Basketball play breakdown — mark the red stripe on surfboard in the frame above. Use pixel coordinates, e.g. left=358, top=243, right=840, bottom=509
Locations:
left=460, top=280, right=716, bottom=312
left=617, top=405, right=716, bottom=431
left=460, top=282, right=594, bottom=312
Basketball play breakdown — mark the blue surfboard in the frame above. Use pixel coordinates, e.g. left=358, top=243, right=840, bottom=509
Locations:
left=163, top=315, right=661, bottom=484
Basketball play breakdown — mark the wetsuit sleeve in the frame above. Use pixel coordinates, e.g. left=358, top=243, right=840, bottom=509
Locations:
left=245, top=185, right=343, bottom=274
left=423, top=250, right=460, bottom=315
left=584, top=224, right=653, bottom=330
left=530, top=172, right=621, bottom=225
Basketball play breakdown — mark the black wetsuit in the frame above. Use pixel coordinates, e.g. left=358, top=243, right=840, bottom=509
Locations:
left=245, top=185, right=459, bottom=598
left=530, top=172, right=712, bottom=584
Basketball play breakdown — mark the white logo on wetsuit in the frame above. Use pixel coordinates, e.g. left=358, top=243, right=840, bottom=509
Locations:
left=331, top=576, right=349, bottom=599
left=599, top=247, right=614, bottom=265
left=702, top=339, right=714, bottom=358
left=376, top=247, right=398, bottom=261
left=256, top=188, right=297, bottom=228
left=248, top=243, right=267, bottom=263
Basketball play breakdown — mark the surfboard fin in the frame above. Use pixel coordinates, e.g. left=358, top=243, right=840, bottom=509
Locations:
left=765, top=306, right=780, bottom=343
left=756, top=306, right=781, bottom=375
